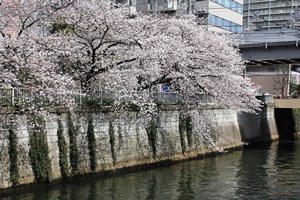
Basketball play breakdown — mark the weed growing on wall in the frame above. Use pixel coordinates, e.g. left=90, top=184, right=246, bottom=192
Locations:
left=186, top=115, right=193, bottom=148
left=109, top=121, right=116, bottom=164
left=57, top=116, right=69, bottom=178
left=67, top=113, right=78, bottom=174
left=28, top=117, right=52, bottom=182
left=8, top=129, right=19, bottom=185
left=179, top=113, right=187, bottom=154
left=87, top=115, right=96, bottom=170
left=179, top=113, right=193, bottom=152
left=146, top=116, right=158, bottom=158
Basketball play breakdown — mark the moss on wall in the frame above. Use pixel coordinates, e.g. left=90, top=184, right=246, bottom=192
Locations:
left=146, top=116, right=158, bottom=158
left=186, top=115, right=193, bottom=148
left=87, top=115, right=96, bottom=170
left=8, top=129, right=19, bottom=185
left=28, top=117, right=52, bottom=182
left=179, top=113, right=187, bottom=154
left=109, top=121, right=116, bottom=164
left=179, top=113, right=193, bottom=152
left=57, top=116, right=69, bottom=178
left=67, top=113, right=78, bottom=174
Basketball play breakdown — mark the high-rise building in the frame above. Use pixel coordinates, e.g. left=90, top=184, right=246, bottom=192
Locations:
left=127, top=0, right=243, bottom=33
left=195, top=0, right=243, bottom=33
left=243, top=0, right=300, bottom=31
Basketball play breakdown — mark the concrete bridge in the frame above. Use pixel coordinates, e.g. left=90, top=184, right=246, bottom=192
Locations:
left=237, top=29, right=300, bottom=96
left=237, top=29, right=300, bottom=66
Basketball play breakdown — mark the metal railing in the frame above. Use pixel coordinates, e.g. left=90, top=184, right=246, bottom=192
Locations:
left=0, top=87, right=217, bottom=107
left=0, top=88, right=67, bottom=107
left=75, top=90, right=115, bottom=105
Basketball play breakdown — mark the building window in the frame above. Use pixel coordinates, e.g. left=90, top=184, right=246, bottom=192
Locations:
left=208, top=14, right=243, bottom=33
left=211, top=0, right=243, bottom=14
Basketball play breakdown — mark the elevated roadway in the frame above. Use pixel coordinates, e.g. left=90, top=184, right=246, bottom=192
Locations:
left=237, top=29, right=300, bottom=66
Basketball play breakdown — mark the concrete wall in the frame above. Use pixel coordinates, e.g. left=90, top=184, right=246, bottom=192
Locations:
left=0, top=105, right=277, bottom=189
left=238, top=103, right=278, bottom=142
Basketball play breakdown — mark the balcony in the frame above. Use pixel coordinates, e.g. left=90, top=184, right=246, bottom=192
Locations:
left=156, top=0, right=178, bottom=12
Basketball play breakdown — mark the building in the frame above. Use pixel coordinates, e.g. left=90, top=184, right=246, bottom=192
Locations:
left=246, top=64, right=290, bottom=96
left=124, top=0, right=243, bottom=34
left=243, top=0, right=300, bottom=31
left=245, top=64, right=300, bottom=97
left=195, top=0, right=243, bottom=33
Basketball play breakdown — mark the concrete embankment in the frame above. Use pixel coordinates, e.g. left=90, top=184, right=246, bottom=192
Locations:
left=0, top=103, right=278, bottom=190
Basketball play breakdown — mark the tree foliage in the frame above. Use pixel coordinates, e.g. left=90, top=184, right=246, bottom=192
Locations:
left=0, top=0, right=260, bottom=115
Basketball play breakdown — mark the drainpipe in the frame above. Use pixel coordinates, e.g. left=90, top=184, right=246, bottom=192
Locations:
left=287, top=64, right=291, bottom=97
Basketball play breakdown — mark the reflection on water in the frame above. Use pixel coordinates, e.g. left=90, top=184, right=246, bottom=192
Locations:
left=1, top=139, right=300, bottom=200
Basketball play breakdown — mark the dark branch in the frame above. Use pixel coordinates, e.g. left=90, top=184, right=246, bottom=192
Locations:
left=116, top=57, right=138, bottom=66
left=17, top=1, right=75, bottom=37
left=94, top=25, right=110, bottom=52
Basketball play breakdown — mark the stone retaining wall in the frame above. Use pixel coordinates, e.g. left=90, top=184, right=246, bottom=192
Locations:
left=0, top=104, right=277, bottom=189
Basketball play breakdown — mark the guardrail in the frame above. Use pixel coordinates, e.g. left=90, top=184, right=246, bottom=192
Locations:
left=236, top=29, right=300, bottom=47
left=0, top=88, right=216, bottom=107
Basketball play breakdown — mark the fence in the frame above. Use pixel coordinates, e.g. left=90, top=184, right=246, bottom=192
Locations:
left=0, top=88, right=70, bottom=107
left=0, top=87, right=216, bottom=107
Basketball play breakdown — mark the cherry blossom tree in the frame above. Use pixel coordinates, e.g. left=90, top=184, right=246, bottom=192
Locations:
left=46, top=0, right=260, bottom=113
left=0, top=0, right=260, bottom=118
left=0, top=0, right=76, bottom=115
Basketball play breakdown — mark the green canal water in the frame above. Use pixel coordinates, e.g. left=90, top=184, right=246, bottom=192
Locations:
left=1, top=138, right=300, bottom=200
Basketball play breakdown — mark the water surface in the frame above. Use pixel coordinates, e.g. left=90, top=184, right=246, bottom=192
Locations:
left=1, top=139, right=300, bottom=200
